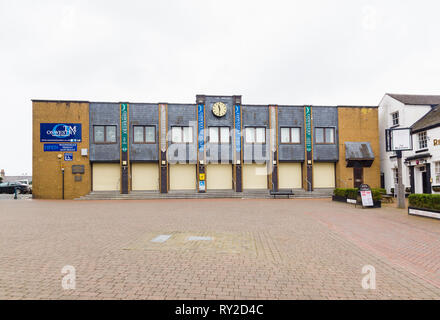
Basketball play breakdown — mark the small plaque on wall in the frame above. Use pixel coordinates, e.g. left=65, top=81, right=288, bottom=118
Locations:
left=74, top=175, right=82, bottom=182
left=72, top=165, right=85, bottom=174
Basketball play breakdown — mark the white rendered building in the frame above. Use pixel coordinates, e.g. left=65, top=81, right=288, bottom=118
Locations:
left=379, top=94, right=440, bottom=194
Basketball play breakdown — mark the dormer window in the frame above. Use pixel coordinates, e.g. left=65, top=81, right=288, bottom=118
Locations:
left=391, top=111, right=399, bottom=126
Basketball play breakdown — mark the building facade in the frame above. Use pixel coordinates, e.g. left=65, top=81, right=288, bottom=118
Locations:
left=379, top=94, right=440, bottom=194
left=32, top=95, right=380, bottom=199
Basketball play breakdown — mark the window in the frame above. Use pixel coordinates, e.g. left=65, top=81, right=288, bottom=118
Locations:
left=208, top=127, right=230, bottom=144
left=280, top=127, right=301, bottom=144
left=315, top=127, right=335, bottom=144
left=94, top=125, right=117, bottom=143
left=245, top=127, right=266, bottom=143
left=171, top=126, right=193, bottom=143
left=435, top=162, right=440, bottom=184
left=418, top=131, right=427, bottom=149
left=391, top=111, right=399, bottom=126
left=133, top=126, right=155, bottom=143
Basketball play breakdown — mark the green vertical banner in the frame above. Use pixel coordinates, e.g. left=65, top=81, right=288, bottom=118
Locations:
left=121, top=103, right=128, bottom=152
left=305, top=106, right=312, bottom=152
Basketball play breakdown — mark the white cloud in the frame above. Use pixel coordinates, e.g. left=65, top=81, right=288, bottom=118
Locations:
left=0, top=0, right=439, bottom=174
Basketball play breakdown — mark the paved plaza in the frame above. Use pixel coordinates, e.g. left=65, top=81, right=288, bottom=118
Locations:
left=0, top=198, right=439, bottom=299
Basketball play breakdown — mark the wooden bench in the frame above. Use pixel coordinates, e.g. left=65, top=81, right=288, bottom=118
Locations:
left=382, top=195, right=394, bottom=203
left=270, top=189, right=294, bottom=199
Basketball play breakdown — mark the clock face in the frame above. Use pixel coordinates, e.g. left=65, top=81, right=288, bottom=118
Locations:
left=212, top=102, right=227, bottom=117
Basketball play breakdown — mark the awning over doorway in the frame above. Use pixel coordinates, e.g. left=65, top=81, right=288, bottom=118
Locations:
left=345, top=142, right=375, bottom=167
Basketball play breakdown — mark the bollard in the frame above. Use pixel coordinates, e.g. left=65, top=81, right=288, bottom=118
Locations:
left=14, top=187, right=18, bottom=200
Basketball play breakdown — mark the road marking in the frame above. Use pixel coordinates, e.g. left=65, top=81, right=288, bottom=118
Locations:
left=151, top=235, right=172, bottom=243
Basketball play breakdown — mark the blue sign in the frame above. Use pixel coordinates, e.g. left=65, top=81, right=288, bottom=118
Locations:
left=198, top=104, right=204, bottom=153
left=40, top=123, right=82, bottom=142
left=64, top=153, right=73, bottom=161
left=44, top=144, right=77, bottom=152
left=234, top=104, right=241, bottom=153
left=199, top=180, right=205, bottom=191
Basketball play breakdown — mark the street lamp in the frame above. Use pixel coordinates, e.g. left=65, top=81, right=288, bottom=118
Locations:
left=57, top=154, right=64, bottom=200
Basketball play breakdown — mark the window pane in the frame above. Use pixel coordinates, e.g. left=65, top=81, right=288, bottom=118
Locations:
left=256, top=127, right=265, bottom=143
left=183, top=126, right=192, bottom=143
left=172, top=127, right=181, bottom=143
left=291, top=128, right=300, bottom=143
left=220, top=127, right=230, bottom=143
left=209, top=127, right=219, bottom=143
left=246, top=128, right=255, bottom=143
left=133, top=126, right=144, bottom=143
left=94, top=126, right=105, bottom=143
left=315, top=128, right=324, bottom=143
left=280, top=128, right=290, bottom=143
left=325, top=128, right=334, bottom=143
left=106, top=126, right=116, bottom=143
left=145, top=126, right=155, bottom=143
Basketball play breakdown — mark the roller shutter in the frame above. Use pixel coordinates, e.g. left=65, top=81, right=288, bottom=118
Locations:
left=169, top=164, right=196, bottom=190
left=243, top=164, right=268, bottom=189
left=92, top=163, right=120, bottom=191
left=278, top=163, right=302, bottom=189
left=206, top=164, right=233, bottom=190
left=131, top=163, right=159, bottom=191
left=313, top=162, right=335, bottom=188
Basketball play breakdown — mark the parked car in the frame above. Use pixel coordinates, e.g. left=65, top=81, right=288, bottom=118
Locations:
left=0, top=182, right=32, bottom=194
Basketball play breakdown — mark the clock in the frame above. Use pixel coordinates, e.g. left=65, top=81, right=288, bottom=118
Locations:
left=212, top=102, right=227, bottom=117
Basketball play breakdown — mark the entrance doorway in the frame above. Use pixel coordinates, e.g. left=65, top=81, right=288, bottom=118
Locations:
left=422, top=171, right=429, bottom=194
left=353, top=167, right=363, bottom=188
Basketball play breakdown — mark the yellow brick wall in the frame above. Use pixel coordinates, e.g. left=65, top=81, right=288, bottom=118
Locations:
left=336, top=107, right=380, bottom=188
left=32, top=101, right=91, bottom=199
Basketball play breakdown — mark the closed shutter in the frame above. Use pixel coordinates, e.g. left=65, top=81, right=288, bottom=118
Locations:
left=243, top=164, right=268, bottom=189
left=131, top=163, right=159, bottom=191
left=169, top=164, right=196, bottom=190
left=313, top=162, right=335, bottom=188
left=207, top=164, right=232, bottom=190
left=279, top=163, right=302, bottom=189
left=92, top=163, right=120, bottom=191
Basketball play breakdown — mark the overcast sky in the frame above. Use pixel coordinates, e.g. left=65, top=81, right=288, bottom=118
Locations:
left=1, top=0, right=439, bottom=175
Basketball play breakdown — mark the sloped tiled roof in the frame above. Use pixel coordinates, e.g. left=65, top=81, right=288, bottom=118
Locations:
left=411, top=105, right=440, bottom=133
left=387, top=93, right=440, bottom=105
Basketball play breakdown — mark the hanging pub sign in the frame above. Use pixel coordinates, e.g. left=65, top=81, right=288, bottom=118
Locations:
left=40, top=123, right=81, bottom=142
left=359, top=184, right=374, bottom=207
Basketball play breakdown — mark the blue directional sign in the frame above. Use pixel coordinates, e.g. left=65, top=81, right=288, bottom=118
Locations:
left=235, top=104, right=241, bottom=153
left=44, top=144, right=77, bottom=152
left=64, top=153, right=73, bottom=161
left=198, top=104, right=204, bottom=153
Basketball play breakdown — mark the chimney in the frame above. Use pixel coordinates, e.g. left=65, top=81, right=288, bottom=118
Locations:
left=0, top=169, right=4, bottom=177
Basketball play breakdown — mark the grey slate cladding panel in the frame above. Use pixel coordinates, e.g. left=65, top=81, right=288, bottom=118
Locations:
left=242, top=105, right=269, bottom=162
left=129, top=103, right=159, bottom=161
left=89, top=103, right=120, bottom=162
left=345, top=142, right=374, bottom=160
left=205, top=96, right=234, bottom=162
left=312, top=107, right=339, bottom=162
left=278, top=106, right=305, bottom=161
left=167, top=104, right=197, bottom=163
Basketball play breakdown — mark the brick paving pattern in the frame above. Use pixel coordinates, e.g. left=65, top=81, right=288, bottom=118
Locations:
left=0, top=198, right=439, bottom=299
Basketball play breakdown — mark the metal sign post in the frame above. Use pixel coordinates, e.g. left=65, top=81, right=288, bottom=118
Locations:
left=396, top=150, right=405, bottom=209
